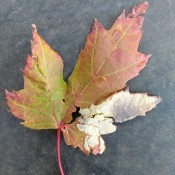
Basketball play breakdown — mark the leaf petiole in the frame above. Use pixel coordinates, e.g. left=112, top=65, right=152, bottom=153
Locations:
left=56, top=128, right=64, bottom=175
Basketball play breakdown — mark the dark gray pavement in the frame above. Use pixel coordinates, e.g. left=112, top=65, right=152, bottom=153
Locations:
left=0, top=0, right=175, bottom=174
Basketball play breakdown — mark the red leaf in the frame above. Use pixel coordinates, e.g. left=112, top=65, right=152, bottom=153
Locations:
left=64, top=1, right=149, bottom=123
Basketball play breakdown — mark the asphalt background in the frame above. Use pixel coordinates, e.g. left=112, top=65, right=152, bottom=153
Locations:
left=0, top=0, right=175, bottom=175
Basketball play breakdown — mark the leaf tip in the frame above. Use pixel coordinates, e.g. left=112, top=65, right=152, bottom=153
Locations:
left=144, top=1, right=149, bottom=7
left=155, top=96, right=162, bottom=106
left=5, top=89, right=11, bottom=99
left=5, top=89, right=9, bottom=95
left=32, top=24, right=37, bottom=33
left=118, top=9, right=126, bottom=19
left=20, top=122, right=28, bottom=128
left=128, top=1, right=148, bottom=18
left=92, top=18, right=104, bottom=30
left=5, top=90, right=17, bottom=100
left=139, top=1, right=148, bottom=14
left=147, top=54, right=152, bottom=58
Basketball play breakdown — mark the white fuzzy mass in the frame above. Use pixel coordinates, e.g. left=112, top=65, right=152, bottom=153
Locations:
left=77, top=90, right=161, bottom=154
left=77, top=114, right=116, bottom=154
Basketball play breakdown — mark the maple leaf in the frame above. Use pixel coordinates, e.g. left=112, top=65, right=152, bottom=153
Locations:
left=65, top=1, right=149, bottom=112
left=5, top=1, right=161, bottom=175
left=6, top=24, right=67, bottom=129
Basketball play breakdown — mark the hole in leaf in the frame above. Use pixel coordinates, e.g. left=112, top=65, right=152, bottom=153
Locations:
left=69, top=107, right=81, bottom=124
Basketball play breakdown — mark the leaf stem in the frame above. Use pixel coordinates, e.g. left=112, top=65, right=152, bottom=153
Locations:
left=56, top=128, right=64, bottom=175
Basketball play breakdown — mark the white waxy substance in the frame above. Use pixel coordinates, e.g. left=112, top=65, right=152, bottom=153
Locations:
left=78, top=90, right=161, bottom=153
left=77, top=114, right=116, bottom=154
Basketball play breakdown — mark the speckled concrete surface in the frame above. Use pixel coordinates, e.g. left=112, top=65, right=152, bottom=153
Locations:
left=0, top=0, right=175, bottom=175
